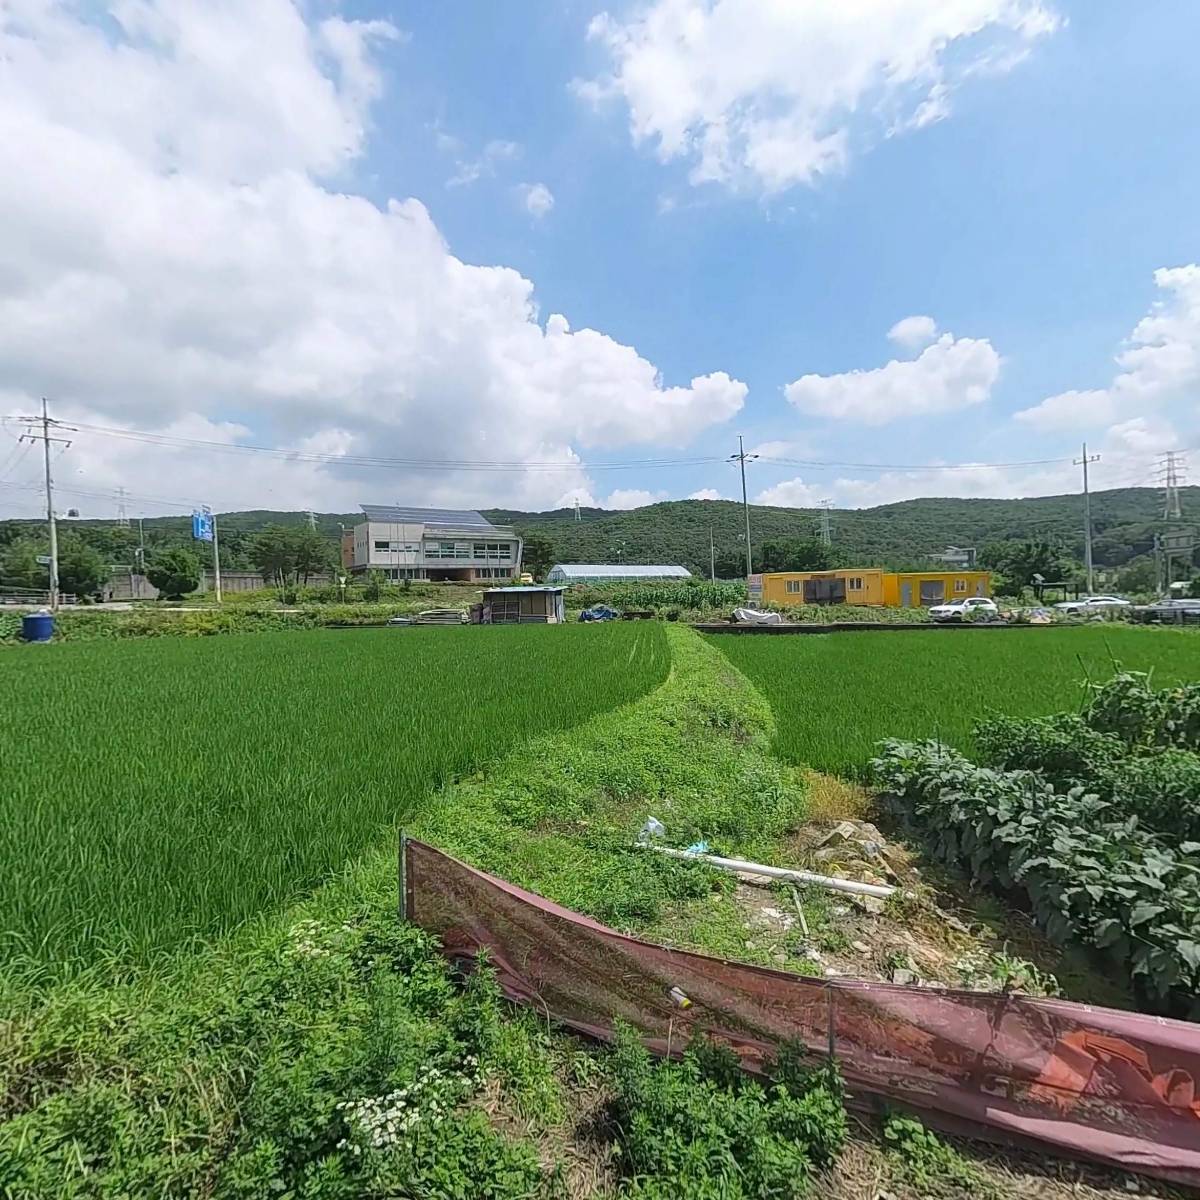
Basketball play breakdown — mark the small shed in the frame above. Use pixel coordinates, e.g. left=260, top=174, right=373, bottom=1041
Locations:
left=480, top=586, right=566, bottom=624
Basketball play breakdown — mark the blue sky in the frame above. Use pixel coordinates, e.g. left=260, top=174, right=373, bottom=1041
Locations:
left=0, top=1, right=1198, bottom=517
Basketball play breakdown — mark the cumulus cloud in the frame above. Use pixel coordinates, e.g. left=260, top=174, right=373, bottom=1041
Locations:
left=887, top=315, right=938, bottom=349
left=755, top=478, right=825, bottom=508
left=784, top=332, right=1001, bottom=425
left=0, top=0, right=745, bottom=514
left=605, top=487, right=667, bottom=509
left=755, top=415, right=1181, bottom=510
left=579, top=0, right=1060, bottom=194
left=1016, top=266, right=1200, bottom=432
left=687, top=487, right=724, bottom=500
left=518, top=182, right=555, bottom=218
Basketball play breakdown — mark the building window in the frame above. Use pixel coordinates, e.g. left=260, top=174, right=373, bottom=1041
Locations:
left=848, top=576, right=863, bottom=591
left=954, top=578, right=967, bottom=593
left=785, top=580, right=802, bottom=594
left=374, top=540, right=390, bottom=552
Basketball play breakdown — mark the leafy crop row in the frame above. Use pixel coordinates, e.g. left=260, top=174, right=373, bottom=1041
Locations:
left=976, top=673, right=1200, bottom=841
left=871, top=740, right=1200, bottom=1011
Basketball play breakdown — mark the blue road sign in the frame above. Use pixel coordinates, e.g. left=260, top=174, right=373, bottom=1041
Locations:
left=192, top=510, right=214, bottom=542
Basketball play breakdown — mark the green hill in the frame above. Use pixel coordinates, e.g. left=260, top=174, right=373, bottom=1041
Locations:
left=1, top=487, right=1195, bottom=577
left=488, top=487, right=1199, bottom=576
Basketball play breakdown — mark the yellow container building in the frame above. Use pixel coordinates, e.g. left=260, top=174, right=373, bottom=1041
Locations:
left=760, top=568, right=990, bottom=608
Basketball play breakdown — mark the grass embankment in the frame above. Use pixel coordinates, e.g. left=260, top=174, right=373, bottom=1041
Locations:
left=1, top=627, right=818, bottom=1198
left=711, top=626, right=1200, bottom=774
left=1, top=625, right=670, bottom=977
left=0, top=601, right=466, bottom=644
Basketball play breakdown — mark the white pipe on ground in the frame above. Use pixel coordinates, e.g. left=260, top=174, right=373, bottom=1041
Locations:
left=651, top=845, right=896, bottom=900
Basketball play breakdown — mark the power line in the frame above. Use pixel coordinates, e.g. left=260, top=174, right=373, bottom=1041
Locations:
left=6, top=415, right=1114, bottom=478
left=50, top=420, right=725, bottom=474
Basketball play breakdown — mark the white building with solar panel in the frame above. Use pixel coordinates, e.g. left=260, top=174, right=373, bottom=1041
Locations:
left=344, top=505, right=523, bottom=583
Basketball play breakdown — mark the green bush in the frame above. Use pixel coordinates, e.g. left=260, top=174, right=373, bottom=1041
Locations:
left=609, top=1025, right=845, bottom=1198
left=1084, top=672, right=1200, bottom=750
left=975, top=712, right=1125, bottom=781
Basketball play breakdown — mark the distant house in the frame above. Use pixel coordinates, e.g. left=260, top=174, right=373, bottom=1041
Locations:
left=545, top=563, right=692, bottom=585
left=928, top=546, right=978, bottom=569
left=345, top=505, right=522, bottom=583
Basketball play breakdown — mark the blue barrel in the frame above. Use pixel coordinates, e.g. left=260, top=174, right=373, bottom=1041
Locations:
left=21, top=611, right=55, bottom=642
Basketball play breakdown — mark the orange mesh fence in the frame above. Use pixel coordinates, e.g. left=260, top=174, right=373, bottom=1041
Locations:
left=404, top=837, right=1200, bottom=1185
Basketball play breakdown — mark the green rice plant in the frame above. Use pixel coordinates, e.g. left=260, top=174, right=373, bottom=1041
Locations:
left=0, top=623, right=669, bottom=979
left=709, top=627, right=1200, bottom=775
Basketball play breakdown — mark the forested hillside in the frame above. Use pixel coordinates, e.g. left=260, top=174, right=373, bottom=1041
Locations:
left=488, top=488, right=1198, bottom=576
left=1, top=487, right=1195, bottom=579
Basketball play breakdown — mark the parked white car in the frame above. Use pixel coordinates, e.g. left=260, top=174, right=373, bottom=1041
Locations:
left=1052, top=595, right=1132, bottom=613
left=928, top=596, right=999, bottom=622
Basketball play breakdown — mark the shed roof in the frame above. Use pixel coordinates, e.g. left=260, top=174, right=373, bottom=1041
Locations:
left=483, top=586, right=564, bottom=593
left=548, top=563, right=691, bottom=578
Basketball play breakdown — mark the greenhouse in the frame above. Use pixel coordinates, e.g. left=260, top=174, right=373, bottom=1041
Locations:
left=545, top=563, right=692, bottom=584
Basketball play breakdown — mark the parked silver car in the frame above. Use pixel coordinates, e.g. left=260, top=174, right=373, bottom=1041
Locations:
left=1052, top=595, right=1131, bottom=613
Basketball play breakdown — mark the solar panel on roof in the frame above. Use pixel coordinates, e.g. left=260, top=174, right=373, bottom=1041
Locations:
left=359, top=504, right=498, bottom=528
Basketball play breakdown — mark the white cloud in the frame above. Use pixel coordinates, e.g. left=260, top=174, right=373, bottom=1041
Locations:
left=784, top=332, right=1001, bottom=425
left=579, top=0, right=1060, bottom=194
left=518, top=182, right=555, bottom=218
left=688, top=487, right=724, bottom=500
left=1016, top=265, right=1200, bottom=432
left=755, top=478, right=824, bottom=508
left=447, top=138, right=521, bottom=187
left=755, top=415, right=1181, bottom=509
left=0, top=1, right=745, bottom=515
left=887, top=315, right=938, bottom=349
left=604, top=487, right=667, bottom=509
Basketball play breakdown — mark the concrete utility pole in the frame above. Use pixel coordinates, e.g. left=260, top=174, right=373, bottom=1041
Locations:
left=1074, top=443, right=1100, bottom=594
left=18, top=399, right=74, bottom=610
left=709, top=525, right=716, bottom=582
left=209, top=507, right=223, bottom=604
left=728, top=435, right=758, bottom=576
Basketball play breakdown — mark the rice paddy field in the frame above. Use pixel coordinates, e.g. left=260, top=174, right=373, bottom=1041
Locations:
left=710, top=626, right=1200, bottom=775
left=0, top=623, right=668, bottom=978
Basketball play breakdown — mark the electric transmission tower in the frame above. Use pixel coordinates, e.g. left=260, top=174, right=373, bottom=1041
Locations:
left=116, top=485, right=130, bottom=528
left=818, top=499, right=833, bottom=547
left=1159, top=451, right=1186, bottom=520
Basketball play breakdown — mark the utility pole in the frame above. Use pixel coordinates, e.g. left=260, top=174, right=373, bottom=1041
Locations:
left=1074, top=443, right=1100, bottom=594
left=137, top=516, right=145, bottom=574
left=728, top=435, right=758, bottom=576
left=209, top=507, right=222, bottom=604
left=18, top=399, right=74, bottom=610
left=709, top=525, right=716, bottom=582
left=818, top=499, right=833, bottom=548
